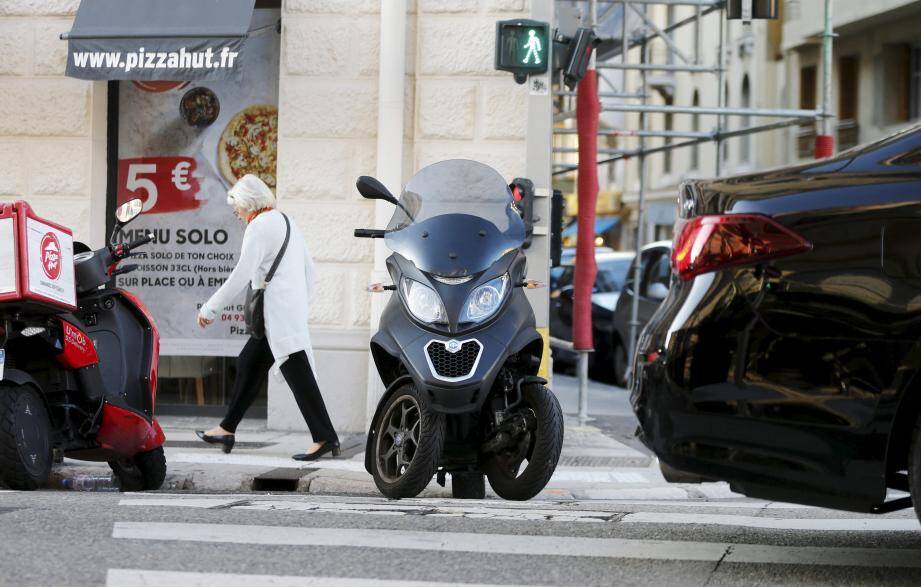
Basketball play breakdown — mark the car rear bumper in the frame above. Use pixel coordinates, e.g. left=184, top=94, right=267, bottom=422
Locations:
left=630, top=295, right=886, bottom=513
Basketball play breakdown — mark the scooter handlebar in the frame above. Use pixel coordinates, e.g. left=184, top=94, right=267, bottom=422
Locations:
left=125, top=233, right=154, bottom=250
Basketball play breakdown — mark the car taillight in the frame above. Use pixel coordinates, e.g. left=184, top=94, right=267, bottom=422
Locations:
left=671, top=214, right=812, bottom=281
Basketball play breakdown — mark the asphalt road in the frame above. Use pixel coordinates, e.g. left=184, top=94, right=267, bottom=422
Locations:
left=2, top=489, right=921, bottom=586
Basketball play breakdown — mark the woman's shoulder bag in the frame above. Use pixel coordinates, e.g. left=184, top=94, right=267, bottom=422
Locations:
left=244, top=213, right=291, bottom=339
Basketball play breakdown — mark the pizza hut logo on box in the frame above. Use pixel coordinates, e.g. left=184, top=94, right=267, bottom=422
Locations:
left=40, top=232, right=62, bottom=281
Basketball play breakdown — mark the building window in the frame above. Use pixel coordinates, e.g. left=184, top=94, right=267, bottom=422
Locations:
left=740, top=75, right=752, bottom=164
left=798, top=65, right=817, bottom=158
left=911, top=47, right=921, bottom=120
left=691, top=90, right=701, bottom=170
left=720, top=82, right=730, bottom=165
left=666, top=6, right=677, bottom=65
left=838, top=55, right=860, bottom=149
left=664, top=95, right=674, bottom=175
left=880, top=44, right=917, bottom=125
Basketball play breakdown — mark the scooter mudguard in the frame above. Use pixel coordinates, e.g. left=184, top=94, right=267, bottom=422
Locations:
left=96, top=402, right=165, bottom=458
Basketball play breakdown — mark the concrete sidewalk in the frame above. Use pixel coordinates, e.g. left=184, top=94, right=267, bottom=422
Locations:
left=52, top=377, right=655, bottom=499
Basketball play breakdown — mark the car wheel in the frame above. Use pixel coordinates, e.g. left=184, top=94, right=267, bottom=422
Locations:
left=909, top=412, right=921, bottom=524
left=370, top=384, right=445, bottom=499
left=0, top=384, right=52, bottom=490
left=613, top=342, right=629, bottom=388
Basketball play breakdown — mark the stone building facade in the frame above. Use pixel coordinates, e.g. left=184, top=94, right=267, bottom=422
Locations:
left=0, top=0, right=533, bottom=432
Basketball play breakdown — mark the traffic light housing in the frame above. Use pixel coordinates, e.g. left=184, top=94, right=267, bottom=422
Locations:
left=510, top=177, right=536, bottom=249
left=495, top=19, right=550, bottom=84
left=550, top=189, right=564, bottom=268
left=562, top=27, right=600, bottom=90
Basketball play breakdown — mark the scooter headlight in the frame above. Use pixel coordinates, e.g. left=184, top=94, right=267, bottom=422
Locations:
left=461, top=274, right=509, bottom=323
left=401, top=278, right=447, bottom=324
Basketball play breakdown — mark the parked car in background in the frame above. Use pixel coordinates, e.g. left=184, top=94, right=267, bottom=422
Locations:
left=550, top=251, right=633, bottom=379
left=607, top=241, right=673, bottom=386
left=632, top=125, right=921, bottom=523
left=559, top=246, right=615, bottom=266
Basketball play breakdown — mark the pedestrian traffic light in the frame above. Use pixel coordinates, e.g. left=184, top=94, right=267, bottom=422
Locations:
left=562, top=27, right=600, bottom=90
left=495, top=19, right=550, bottom=84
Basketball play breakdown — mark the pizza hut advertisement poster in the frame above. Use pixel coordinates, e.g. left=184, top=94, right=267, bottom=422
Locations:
left=115, top=8, right=279, bottom=356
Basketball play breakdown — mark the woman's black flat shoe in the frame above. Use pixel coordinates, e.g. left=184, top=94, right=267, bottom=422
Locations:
left=292, top=441, right=340, bottom=461
left=196, top=430, right=235, bottom=454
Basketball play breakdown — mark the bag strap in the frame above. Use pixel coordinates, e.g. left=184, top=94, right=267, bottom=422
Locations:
left=264, top=213, right=291, bottom=285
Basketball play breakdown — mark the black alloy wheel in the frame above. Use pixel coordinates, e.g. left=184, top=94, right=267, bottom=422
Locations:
left=484, top=383, right=564, bottom=501
left=371, top=384, right=445, bottom=499
left=0, top=384, right=52, bottom=490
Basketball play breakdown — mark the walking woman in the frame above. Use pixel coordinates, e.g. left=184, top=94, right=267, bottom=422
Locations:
left=195, top=174, right=340, bottom=461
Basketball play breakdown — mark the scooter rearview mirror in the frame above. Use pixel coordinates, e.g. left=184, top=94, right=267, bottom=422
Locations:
left=356, top=176, right=398, bottom=206
left=115, top=198, right=144, bottom=225
left=111, top=198, right=144, bottom=246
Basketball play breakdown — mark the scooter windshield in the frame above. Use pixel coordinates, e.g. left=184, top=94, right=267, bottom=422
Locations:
left=385, top=160, right=526, bottom=277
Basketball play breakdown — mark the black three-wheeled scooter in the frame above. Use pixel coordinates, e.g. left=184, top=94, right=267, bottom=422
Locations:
left=355, top=160, right=564, bottom=500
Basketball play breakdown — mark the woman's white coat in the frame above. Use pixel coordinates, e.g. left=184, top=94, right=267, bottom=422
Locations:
left=199, top=209, right=316, bottom=378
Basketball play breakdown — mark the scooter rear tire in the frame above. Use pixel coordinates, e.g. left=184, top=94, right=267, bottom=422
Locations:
left=109, top=446, right=166, bottom=492
left=0, top=384, right=52, bottom=490
left=371, top=383, right=445, bottom=499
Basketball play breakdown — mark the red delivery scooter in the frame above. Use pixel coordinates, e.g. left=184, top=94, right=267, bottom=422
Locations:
left=0, top=198, right=165, bottom=491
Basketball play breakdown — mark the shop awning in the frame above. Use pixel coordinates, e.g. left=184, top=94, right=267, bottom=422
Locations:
left=562, top=216, right=620, bottom=239
left=62, top=0, right=256, bottom=81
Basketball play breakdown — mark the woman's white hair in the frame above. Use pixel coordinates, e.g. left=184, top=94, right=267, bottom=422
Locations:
left=226, top=174, right=276, bottom=212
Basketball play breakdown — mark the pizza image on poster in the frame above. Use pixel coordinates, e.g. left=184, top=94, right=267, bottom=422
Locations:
left=218, top=104, right=278, bottom=189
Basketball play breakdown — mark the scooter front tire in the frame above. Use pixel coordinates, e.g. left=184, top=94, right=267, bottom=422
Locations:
left=484, top=383, right=563, bottom=501
left=370, top=383, right=445, bottom=499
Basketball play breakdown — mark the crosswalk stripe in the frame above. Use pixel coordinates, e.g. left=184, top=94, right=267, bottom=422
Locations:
left=119, top=498, right=620, bottom=523
left=621, top=511, right=921, bottom=531
left=118, top=496, right=820, bottom=521
left=112, top=522, right=921, bottom=568
left=106, top=569, right=529, bottom=587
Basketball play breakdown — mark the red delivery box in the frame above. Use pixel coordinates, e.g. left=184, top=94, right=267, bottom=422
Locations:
left=0, top=201, right=77, bottom=313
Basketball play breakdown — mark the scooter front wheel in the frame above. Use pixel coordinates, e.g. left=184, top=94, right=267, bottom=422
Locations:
left=371, top=384, right=445, bottom=499
left=0, top=384, right=52, bottom=490
left=484, top=383, right=564, bottom=501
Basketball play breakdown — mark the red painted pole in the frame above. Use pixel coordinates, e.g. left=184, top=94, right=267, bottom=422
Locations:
left=573, top=68, right=599, bottom=352
left=814, top=134, right=834, bottom=159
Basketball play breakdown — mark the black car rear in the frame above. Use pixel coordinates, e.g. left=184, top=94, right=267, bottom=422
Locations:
left=632, top=125, right=921, bottom=517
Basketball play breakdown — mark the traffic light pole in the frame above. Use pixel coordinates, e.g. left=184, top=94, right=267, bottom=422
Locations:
left=524, top=0, right=555, bottom=383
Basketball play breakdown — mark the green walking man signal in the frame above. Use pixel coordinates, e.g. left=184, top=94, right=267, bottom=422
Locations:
left=495, top=19, right=549, bottom=84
